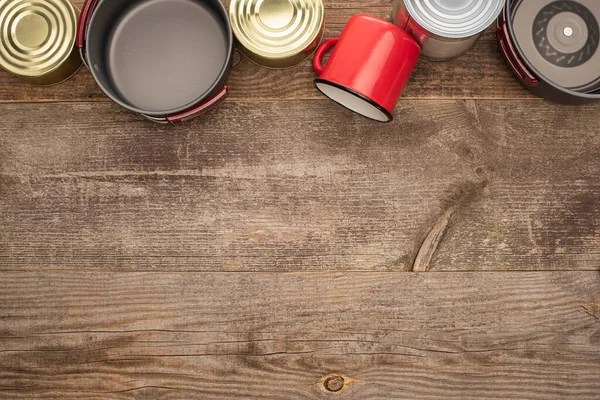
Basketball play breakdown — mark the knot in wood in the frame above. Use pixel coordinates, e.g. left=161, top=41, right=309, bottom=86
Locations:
left=324, top=375, right=345, bottom=392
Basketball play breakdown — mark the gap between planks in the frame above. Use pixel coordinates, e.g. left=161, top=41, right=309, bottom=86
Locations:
left=0, top=97, right=548, bottom=105
left=1, top=269, right=599, bottom=274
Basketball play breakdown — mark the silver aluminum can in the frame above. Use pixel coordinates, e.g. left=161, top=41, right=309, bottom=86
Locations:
left=393, top=0, right=505, bottom=61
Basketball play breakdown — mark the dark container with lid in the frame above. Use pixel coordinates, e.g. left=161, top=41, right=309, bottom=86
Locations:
left=498, top=0, right=600, bottom=103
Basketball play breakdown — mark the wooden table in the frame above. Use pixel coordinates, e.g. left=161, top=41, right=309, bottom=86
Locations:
left=1, top=1, right=600, bottom=398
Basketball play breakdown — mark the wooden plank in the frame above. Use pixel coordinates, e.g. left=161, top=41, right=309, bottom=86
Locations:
left=1, top=100, right=599, bottom=271
left=0, top=271, right=599, bottom=399
left=0, top=0, right=532, bottom=103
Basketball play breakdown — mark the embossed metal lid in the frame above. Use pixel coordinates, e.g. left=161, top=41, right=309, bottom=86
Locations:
left=0, top=0, right=80, bottom=84
left=403, top=0, right=505, bottom=39
left=229, top=0, right=324, bottom=68
left=512, top=0, right=600, bottom=92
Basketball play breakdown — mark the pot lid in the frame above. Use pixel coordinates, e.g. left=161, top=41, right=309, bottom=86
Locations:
left=403, top=0, right=505, bottom=39
left=0, top=0, right=78, bottom=78
left=229, top=0, right=324, bottom=68
left=512, top=0, right=600, bottom=92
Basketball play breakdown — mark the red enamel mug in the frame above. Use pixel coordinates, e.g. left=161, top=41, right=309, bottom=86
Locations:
left=313, top=14, right=421, bottom=122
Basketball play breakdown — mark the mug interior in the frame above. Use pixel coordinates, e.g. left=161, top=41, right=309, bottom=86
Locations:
left=315, top=79, right=392, bottom=122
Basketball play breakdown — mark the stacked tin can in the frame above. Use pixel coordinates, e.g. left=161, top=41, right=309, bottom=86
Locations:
left=0, top=0, right=81, bottom=84
left=393, top=0, right=505, bottom=61
left=230, top=0, right=324, bottom=68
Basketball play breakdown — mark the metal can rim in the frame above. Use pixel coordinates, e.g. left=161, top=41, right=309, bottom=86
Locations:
left=404, top=0, right=505, bottom=39
left=230, top=0, right=325, bottom=68
left=0, top=0, right=78, bottom=79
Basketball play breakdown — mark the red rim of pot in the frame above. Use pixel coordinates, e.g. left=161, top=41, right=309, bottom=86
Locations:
left=76, top=0, right=233, bottom=123
left=497, top=0, right=600, bottom=103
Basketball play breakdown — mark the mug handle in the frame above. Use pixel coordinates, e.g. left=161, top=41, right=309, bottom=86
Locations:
left=312, top=38, right=339, bottom=76
left=165, top=86, right=229, bottom=124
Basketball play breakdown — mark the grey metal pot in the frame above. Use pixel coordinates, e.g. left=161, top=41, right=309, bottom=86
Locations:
left=76, top=0, right=233, bottom=123
left=393, top=0, right=505, bottom=61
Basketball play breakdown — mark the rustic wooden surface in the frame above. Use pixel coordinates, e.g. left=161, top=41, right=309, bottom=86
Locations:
left=1, top=0, right=599, bottom=398
left=1, top=272, right=600, bottom=399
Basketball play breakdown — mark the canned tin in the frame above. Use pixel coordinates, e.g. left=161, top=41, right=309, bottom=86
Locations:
left=393, top=0, right=505, bottom=61
left=0, top=0, right=81, bottom=85
left=229, top=0, right=324, bottom=68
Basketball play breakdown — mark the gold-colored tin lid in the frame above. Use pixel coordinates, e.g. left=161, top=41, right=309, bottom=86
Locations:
left=0, top=0, right=80, bottom=84
left=230, top=0, right=324, bottom=69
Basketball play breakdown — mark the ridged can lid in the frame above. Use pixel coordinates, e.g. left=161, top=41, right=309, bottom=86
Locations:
left=229, top=0, right=324, bottom=68
left=403, top=0, right=505, bottom=39
left=0, top=0, right=80, bottom=84
left=511, top=0, right=600, bottom=92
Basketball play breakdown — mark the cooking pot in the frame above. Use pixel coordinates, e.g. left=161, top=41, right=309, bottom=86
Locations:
left=76, top=0, right=233, bottom=123
left=498, top=0, right=600, bottom=103
left=393, top=0, right=505, bottom=61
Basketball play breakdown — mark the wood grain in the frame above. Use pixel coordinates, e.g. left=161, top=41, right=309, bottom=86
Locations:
left=1, top=271, right=599, bottom=399
left=1, top=100, right=599, bottom=271
left=1, top=2, right=599, bottom=398
left=0, top=0, right=533, bottom=103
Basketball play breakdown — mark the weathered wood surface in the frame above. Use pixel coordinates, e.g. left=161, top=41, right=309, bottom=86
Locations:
left=1, top=100, right=599, bottom=271
left=0, top=1, right=532, bottom=103
left=1, top=272, right=599, bottom=399
left=1, top=0, right=600, bottom=398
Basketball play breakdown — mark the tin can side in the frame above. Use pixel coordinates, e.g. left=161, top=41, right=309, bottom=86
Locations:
left=237, top=22, right=324, bottom=69
left=413, top=30, right=483, bottom=62
left=393, top=0, right=503, bottom=61
left=0, top=0, right=82, bottom=85
left=230, top=0, right=325, bottom=69
left=21, top=46, right=82, bottom=86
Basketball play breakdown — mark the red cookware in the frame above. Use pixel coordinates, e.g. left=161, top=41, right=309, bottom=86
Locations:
left=313, top=14, right=421, bottom=122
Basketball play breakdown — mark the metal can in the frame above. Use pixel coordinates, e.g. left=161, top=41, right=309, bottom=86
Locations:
left=229, top=0, right=324, bottom=69
left=0, top=0, right=81, bottom=85
left=393, top=0, right=505, bottom=61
